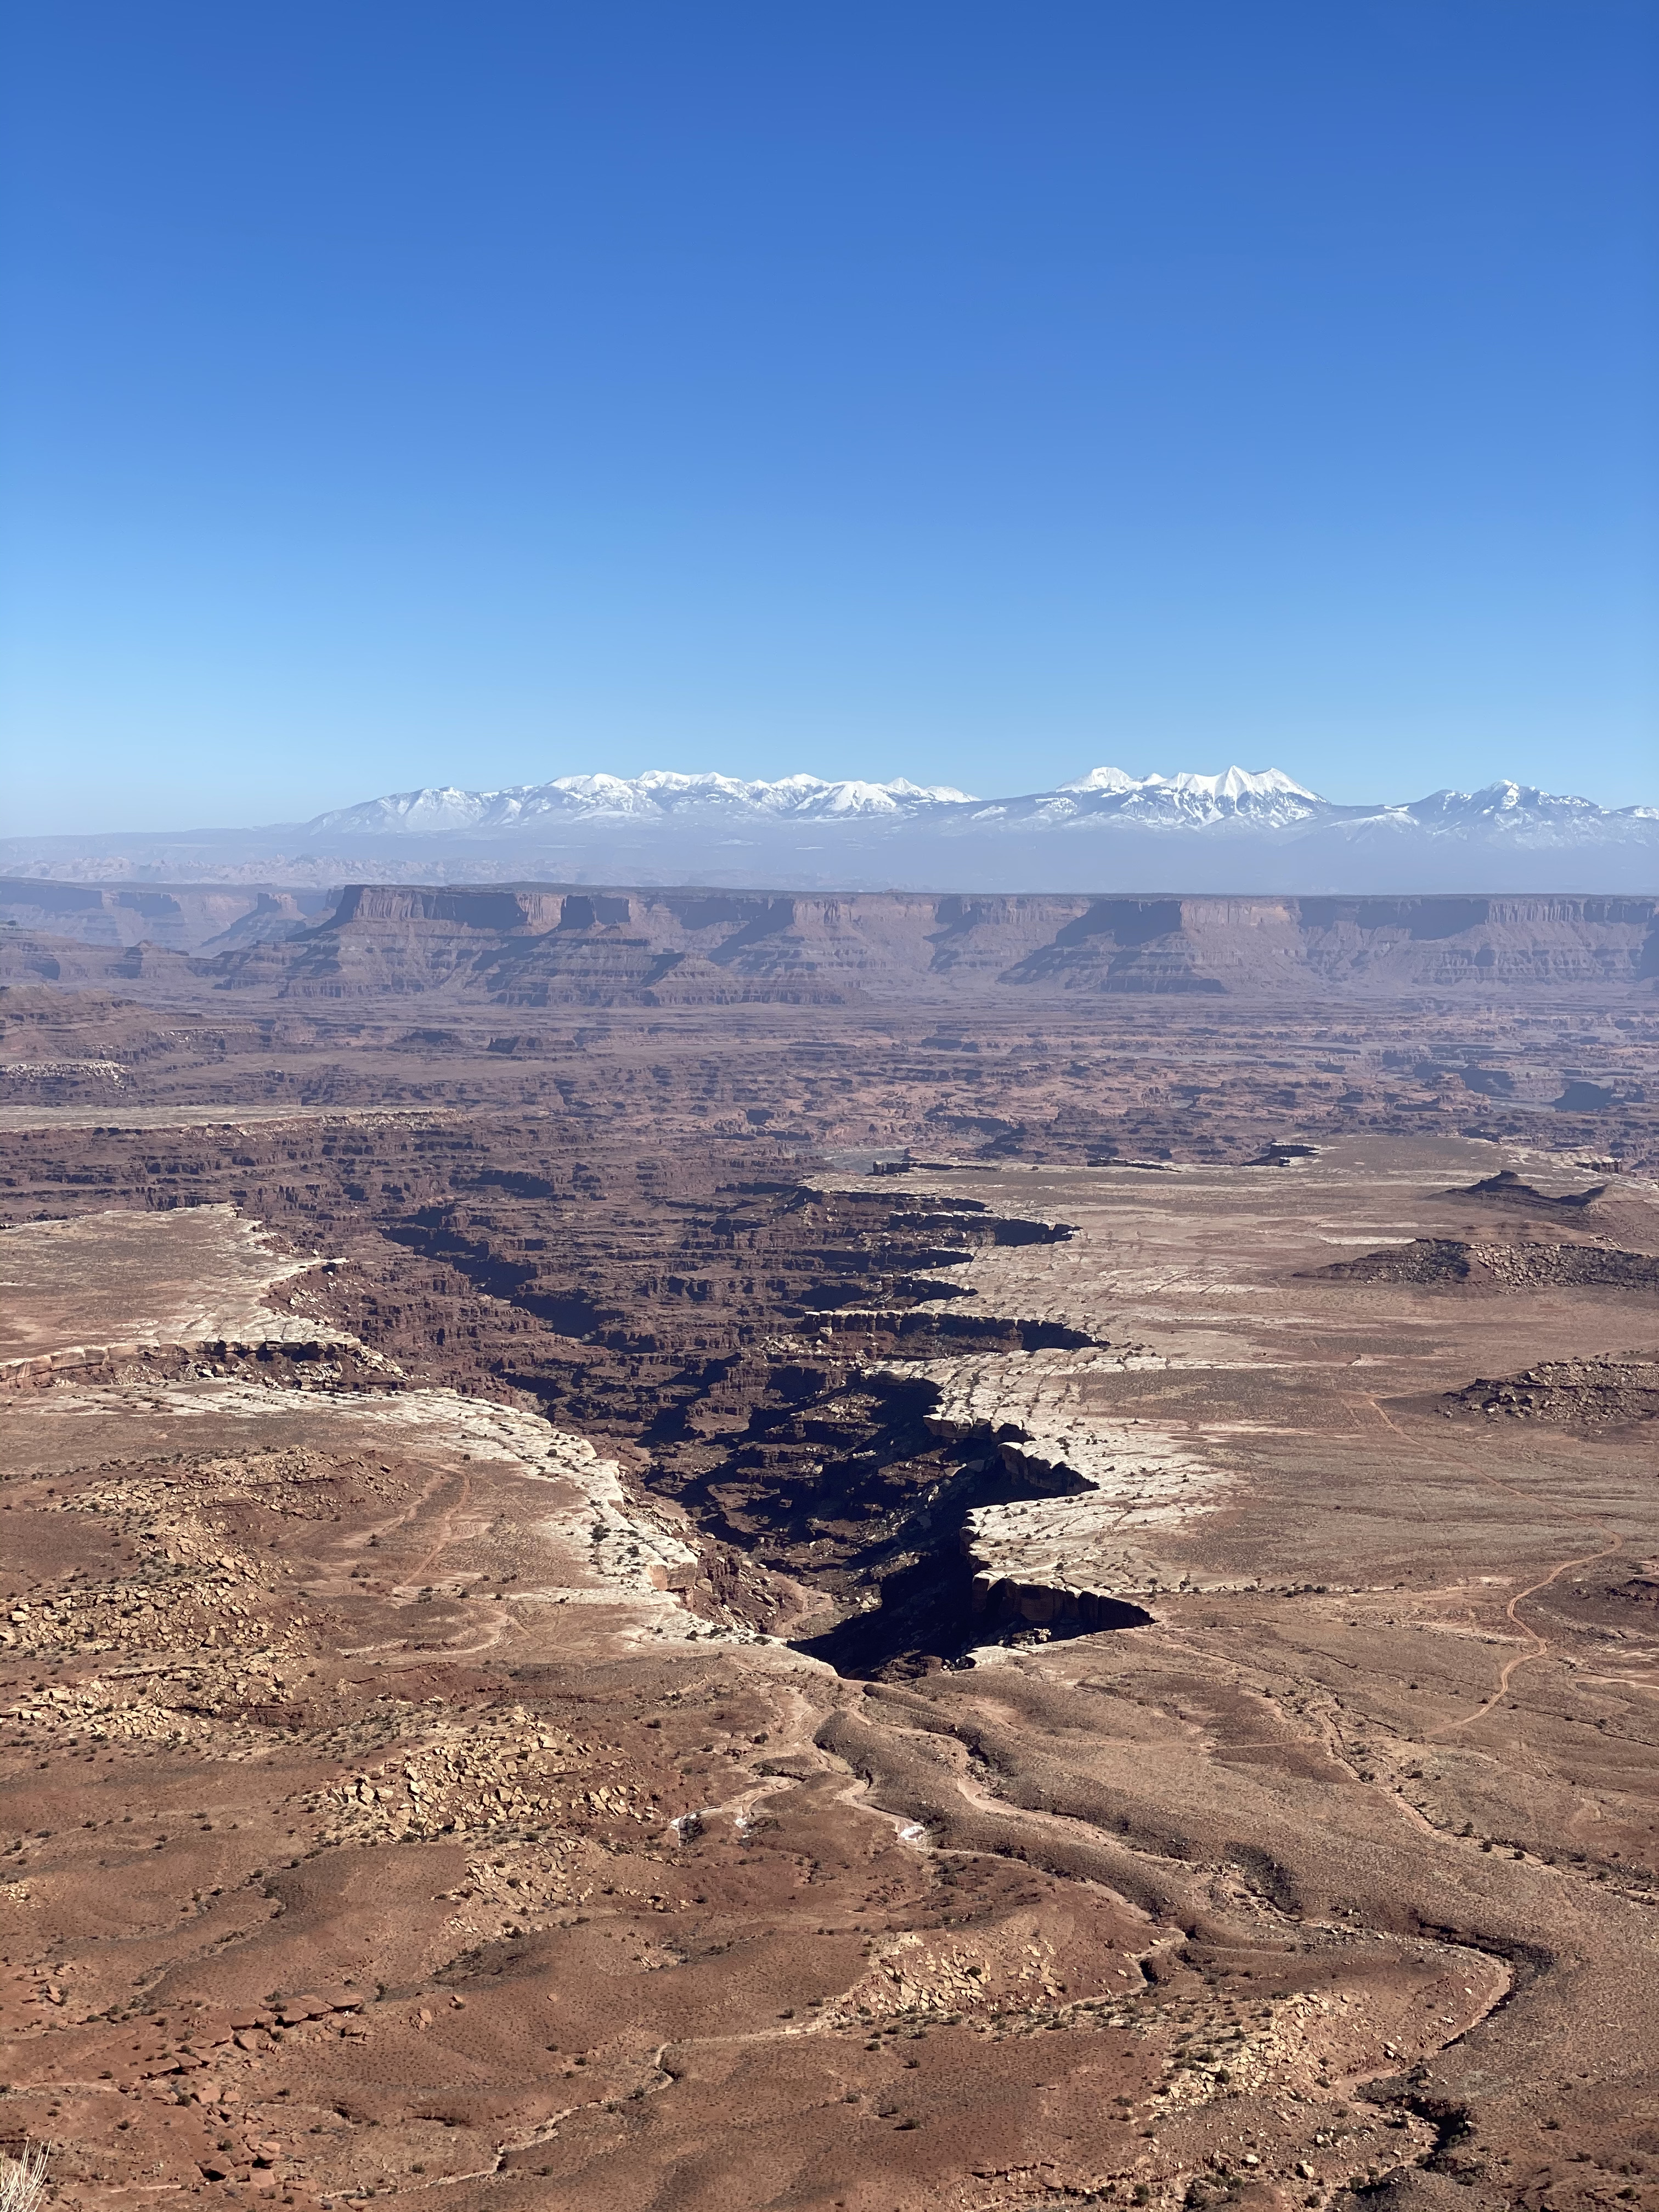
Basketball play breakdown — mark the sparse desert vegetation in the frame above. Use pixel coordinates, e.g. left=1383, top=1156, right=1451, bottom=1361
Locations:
left=1, top=906, right=1655, bottom=2211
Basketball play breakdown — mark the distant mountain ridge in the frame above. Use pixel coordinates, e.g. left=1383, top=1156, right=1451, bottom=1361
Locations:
left=306, top=763, right=1340, bottom=837
left=3, top=765, right=1655, bottom=893
left=306, top=769, right=981, bottom=835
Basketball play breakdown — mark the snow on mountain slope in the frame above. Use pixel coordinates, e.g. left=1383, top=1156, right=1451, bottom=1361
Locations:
left=306, top=764, right=1336, bottom=838
left=3, top=767, right=1654, bottom=894
left=1056, top=765, right=1142, bottom=793
left=977, top=764, right=1329, bottom=830
left=1403, top=781, right=1659, bottom=832
left=306, top=771, right=978, bottom=836
left=1057, top=764, right=1320, bottom=804
left=265, top=765, right=1656, bottom=889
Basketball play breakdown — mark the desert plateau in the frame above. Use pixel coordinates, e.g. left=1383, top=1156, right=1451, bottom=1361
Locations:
left=1, top=881, right=1656, bottom=2212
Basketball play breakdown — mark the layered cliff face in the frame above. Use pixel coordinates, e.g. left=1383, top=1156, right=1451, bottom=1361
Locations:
left=2, top=970, right=1659, bottom=2212
left=7, top=879, right=1656, bottom=997
left=0, top=877, right=330, bottom=951
left=157, top=885, right=1659, bottom=1003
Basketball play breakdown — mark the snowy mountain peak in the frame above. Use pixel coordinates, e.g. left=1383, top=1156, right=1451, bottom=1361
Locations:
left=264, top=763, right=1659, bottom=895
left=300, top=761, right=1653, bottom=848
left=1402, top=781, right=1623, bottom=828
left=1161, top=766, right=1322, bottom=802
left=1059, top=764, right=1323, bottom=804
left=305, top=770, right=980, bottom=837
left=10, top=760, right=1656, bottom=895
left=1058, top=765, right=1141, bottom=793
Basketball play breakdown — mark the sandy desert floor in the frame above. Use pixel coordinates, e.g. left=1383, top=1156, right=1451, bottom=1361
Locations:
left=1, top=946, right=1656, bottom=2212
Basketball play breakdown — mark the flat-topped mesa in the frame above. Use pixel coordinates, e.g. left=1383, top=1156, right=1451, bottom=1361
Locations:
left=9, top=876, right=1659, bottom=987
left=0, top=1204, right=393, bottom=1391
left=239, top=885, right=1659, bottom=1005
left=326, top=884, right=605, bottom=930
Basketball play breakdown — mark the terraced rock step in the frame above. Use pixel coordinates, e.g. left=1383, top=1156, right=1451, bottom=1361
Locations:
left=1439, top=1356, right=1659, bottom=1426
left=0, top=970, right=1656, bottom=2212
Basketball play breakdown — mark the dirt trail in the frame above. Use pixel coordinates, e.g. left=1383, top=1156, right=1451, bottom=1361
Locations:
left=1434, top=1534, right=1625, bottom=1735
left=399, top=1468, right=475, bottom=1587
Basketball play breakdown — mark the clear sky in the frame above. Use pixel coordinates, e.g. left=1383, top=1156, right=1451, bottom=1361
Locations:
left=3, top=0, right=1655, bottom=834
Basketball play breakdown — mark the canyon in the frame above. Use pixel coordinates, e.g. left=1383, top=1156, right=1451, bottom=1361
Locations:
left=4, top=883, right=1658, bottom=1011
left=0, top=889, right=1656, bottom=2212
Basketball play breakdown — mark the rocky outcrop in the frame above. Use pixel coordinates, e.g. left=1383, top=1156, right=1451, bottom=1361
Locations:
left=193, top=885, right=1659, bottom=1003
left=1312, top=1236, right=1659, bottom=1293
left=1440, top=1356, right=1659, bottom=1426
left=0, top=877, right=329, bottom=951
left=0, top=1203, right=396, bottom=1391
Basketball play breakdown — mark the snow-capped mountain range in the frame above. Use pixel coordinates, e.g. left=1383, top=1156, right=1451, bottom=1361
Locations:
left=307, top=762, right=1645, bottom=838
left=4, top=766, right=1656, bottom=893
left=306, top=770, right=982, bottom=834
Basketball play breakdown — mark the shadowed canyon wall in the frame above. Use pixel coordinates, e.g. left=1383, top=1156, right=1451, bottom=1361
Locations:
left=8, top=882, right=1656, bottom=999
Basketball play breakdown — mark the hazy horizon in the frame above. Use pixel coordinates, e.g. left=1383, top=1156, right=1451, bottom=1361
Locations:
left=7, top=755, right=1659, bottom=848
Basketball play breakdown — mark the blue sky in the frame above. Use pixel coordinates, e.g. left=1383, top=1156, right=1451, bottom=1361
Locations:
left=3, top=0, right=1655, bottom=833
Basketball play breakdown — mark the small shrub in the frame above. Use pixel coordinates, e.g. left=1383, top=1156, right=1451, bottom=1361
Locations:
left=0, top=2143, right=48, bottom=2212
